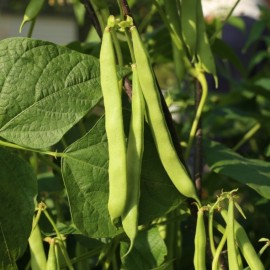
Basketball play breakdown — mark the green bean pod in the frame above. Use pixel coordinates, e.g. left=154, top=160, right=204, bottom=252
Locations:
left=181, top=0, right=198, bottom=58
left=164, top=0, right=181, bottom=37
left=227, top=198, right=240, bottom=270
left=46, top=240, right=58, bottom=270
left=195, top=0, right=217, bottom=86
left=194, top=208, right=206, bottom=270
left=100, top=22, right=127, bottom=223
left=122, top=64, right=145, bottom=255
left=29, top=224, right=47, bottom=270
left=20, top=0, right=45, bottom=32
left=130, top=26, right=199, bottom=204
left=164, top=0, right=187, bottom=81
left=221, top=209, right=265, bottom=270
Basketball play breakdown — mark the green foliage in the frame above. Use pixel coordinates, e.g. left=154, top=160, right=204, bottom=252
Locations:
left=0, top=148, right=37, bottom=269
left=205, top=140, right=270, bottom=199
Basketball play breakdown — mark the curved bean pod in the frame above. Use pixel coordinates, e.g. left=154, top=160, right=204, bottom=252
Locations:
left=130, top=26, right=199, bottom=204
left=122, top=64, right=145, bottom=255
left=100, top=21, right=127, bottom=223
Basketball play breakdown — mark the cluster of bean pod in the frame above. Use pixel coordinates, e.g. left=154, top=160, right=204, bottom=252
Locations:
left=163, top=0, right=217, bottom=83
left=99, top=16, right=200, bottom=254
left=208, top=191, right=265, bottom=270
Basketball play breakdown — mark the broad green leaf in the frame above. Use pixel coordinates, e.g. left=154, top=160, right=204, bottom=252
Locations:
left=204, top=140, right=270, bottom=199
left=0, top=37, right=129, bottom=148
left=0, top=148, right=37, bottom=269
left=61, top=116, right=184, bottom=238
left=120, top=226, right=167, bottom=270
left=254, top=78, right=270, bottom=91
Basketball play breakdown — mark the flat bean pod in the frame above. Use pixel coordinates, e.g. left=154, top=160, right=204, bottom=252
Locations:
left=122, top=64, right=145, bottom=255
left=130, top=26, right=199, bottom=204
left=100, top=21, right=127, bottom=223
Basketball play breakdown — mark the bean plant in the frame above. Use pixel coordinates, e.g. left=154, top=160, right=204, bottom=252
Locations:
left=1, top=0, right=270, bottom=269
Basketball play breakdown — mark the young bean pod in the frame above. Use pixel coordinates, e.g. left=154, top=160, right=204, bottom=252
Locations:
left=164, top=0, right=181, bottom=37
left=122, top=64, right=145, bottom=255
left=46, top=239, right=58, bottom=270
left=194, top=208, right=206, bottom=270
left=130, top=25, right=199, bottom=204
left=181, top=0, right=198, bottom=58
left=29, top=224, right=47, bottom=270
left=20, top=0, right=45, bottom=32
left=227, top=198, right=240, bottom=270
left=100, top=18, right=127, bottom=223
left=164, top=0, right=187, bottom=81
left=221, top=209, right=265, bottom=270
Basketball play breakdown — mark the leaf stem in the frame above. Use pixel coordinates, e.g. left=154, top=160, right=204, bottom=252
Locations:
left=212, top=229, right=227, bottom=270
left=185, top=72, right=208, bottom=160
left=233, top=123, right=261, bottom=151
left=210, top=0, right=241, bottom=43
left=27, top=19, right=36, bottom=38
left=0, top=139, right=63, bottom=158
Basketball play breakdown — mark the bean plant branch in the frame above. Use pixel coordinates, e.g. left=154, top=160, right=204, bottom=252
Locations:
left=80, top=0, right=102, bottom=38
left=194, top=80, right=203, bottom=199
left=185, top=72, right=208, bottom=160
left=210, top=0, right=241, bottom=43
left=119, top=0, right=132, bottom=17
left=0, top=139, right=62, bottom=158
left=233, top=123, right=261, bottom=151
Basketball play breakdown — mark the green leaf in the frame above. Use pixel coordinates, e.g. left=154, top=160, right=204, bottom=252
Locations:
left=212, top=38, right=245, bottom=76
left=61, top=116, right=184, bottom=238
left=0, top=148, right=37, bottom=269
left=120, top=227, right=167, bottom=270
left=243, top=20, right=265, bottom=52
left=0, top=37, right=129, bottom=148
left=254, top=78, right=270, bottom=91
left=204, top=140, right=270, bottom=199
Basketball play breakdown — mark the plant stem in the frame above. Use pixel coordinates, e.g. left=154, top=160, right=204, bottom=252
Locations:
left=208, top=209, right=216, bottom=257
left=185, top=72, right=208, bottom=160
left=37, top=154, right=62, bottom=174
left=233, top=123, right=261, bottom=151
left=27, top=19, right=36, bottom=38
left=43, top=209, right=62, bottom=240
left=125, top=29, right=135, bottom=63
left=194, top=80, right=203, bottom=199
left=119, top=0, right=132, bottom=17
left=212, top=229, right=228, bottom=270
left=0, top=139, right=62, bottom=158
left=80, top=0, right=102, bottom=38
left=210, top=0, right=241, bottom=43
